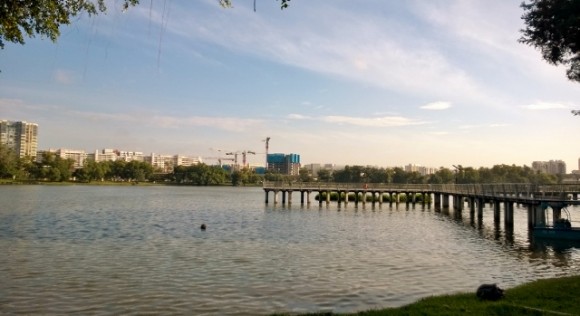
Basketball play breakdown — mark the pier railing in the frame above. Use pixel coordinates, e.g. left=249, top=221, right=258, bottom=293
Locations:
left=262, top=182, right=580, bottom=200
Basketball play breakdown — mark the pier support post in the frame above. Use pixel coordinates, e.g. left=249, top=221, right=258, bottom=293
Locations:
left=288, top=191, right=292, bottom=205
left=504, top=201, right=514, bottom=227
left=553, top=206, right=562, bottom=221
left=493, top=200, right=500, bottom=223
left=477, top=198, right=484, bottom=219
left=326, top=191, right=331, bottom=205
left=535, top=204, right=546, bottom=227
left=453, top=195, right=463, bottom=212
left=442, top=194, right=450, bottom=209
left=527, top=204, right=534, bottom=228
left=282, top=191, right=286, bottom=205
left=265, top=191, right=269, bottom=204
left=300, top=191, right=304, bottom=205
left=307, top=191, right=311, bottom=205
left=469, top=197, right=475, bottom=217
left=318, top=191, right=323, bottom=206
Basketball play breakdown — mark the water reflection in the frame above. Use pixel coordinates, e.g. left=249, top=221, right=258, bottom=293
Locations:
left=1, top=186, right=579, bottom=315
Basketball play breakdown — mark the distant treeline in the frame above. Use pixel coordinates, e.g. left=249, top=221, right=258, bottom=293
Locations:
left=0, top=145, right=561, bottom=185
left=312, top=165, right=560, bottom=185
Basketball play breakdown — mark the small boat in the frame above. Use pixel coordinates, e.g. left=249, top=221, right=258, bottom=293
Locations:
left=533, top=207, right=580, bottom=241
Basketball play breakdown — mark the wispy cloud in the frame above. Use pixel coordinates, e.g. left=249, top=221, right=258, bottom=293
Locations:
left=428, top=131, right=449, bottom=136
left=421, top=101, right=452, bottom=110
left=521, top=102, right=571, bottom=110
left=288, top=113, right=426, bottom=127
left=67, top=110, right=263, bottom=132
left=53, top=69, right=77, bottom=85
left=136, top=1, right=486, bottom=103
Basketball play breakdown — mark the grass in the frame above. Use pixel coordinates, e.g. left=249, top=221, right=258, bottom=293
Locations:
left=276, top=275, right=580, bottom=316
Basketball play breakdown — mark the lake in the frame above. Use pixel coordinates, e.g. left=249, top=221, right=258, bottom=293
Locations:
left=0, top=185, right=579, bottom=315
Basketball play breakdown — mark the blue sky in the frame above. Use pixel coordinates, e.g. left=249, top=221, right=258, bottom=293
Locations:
left=1, top=0, right=580, bottom=170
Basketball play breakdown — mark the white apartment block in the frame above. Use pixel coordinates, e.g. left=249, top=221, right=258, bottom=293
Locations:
left=174, top=155, right=201, bottom=167
left=90, top=149, right=118, bottom=162
left=118, top=151, right=144, bottom=162
left=404, top=164, right=436, bottom=176
left=0, top=120, right=38, bottom=158
left=532, top=160, right=567, bottom=175
left=37, top=148, right=88, bottom=169
left=145, top=153, right=174, bottom=173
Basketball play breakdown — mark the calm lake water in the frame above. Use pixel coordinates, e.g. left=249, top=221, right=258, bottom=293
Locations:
left=1, top=185, right=579, bottom=315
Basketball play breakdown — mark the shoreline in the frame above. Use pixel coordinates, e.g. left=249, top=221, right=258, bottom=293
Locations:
left=284, top=275, right=580, bottom=316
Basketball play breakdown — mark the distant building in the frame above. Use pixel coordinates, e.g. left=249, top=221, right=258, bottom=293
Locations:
left=532, top=160, right=566, bottom=175
left=37, top=148, right=87, bottom=169
left=404, top=164, right=436, bottom=176
left=0, top=120, right=38, bottom=158
left=173, top=154, right=201, bottom=167
left=118, top=151, right=144, bottom=162
left=304, top=163, right=339, bottom=177
left=267, top=153, right=301, bottom=175
left=88, top=149, right=118, bottom=162
left=141, top=153, right=199, bottom=173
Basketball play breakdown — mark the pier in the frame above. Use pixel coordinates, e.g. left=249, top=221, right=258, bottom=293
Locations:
left=263, top=182, right=580, bottom=228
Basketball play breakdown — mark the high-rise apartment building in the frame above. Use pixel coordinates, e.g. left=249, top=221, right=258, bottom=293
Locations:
left=0, top=120, right=38, bottom=158
left=267, top=153, right=301, bottom=175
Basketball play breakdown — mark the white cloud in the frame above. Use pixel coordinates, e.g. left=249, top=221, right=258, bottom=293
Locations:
left=287, top=114, right=312, bottom=120
left=428, top=131, right=449, bottom=136
left=290, top=114, right=426, bottom=127
left=67, top=110, right=263, bottom=132
left=521, top=102, right=571, bottom=110
left=53, top=69, right=77, bottom=85
left=421, top=101, right=452, bottom=110
left=139, top=1, right=486, bottom=103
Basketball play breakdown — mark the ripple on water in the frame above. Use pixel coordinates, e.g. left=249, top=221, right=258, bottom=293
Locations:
left=1, top=186, right=579, bottom=315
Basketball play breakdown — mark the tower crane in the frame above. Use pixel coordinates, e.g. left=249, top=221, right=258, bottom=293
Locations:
left=202, top=157, right=234, bottom=167
left=225, top=150, right=256, bottom=169
left=263, top=137, right=270, bottom=169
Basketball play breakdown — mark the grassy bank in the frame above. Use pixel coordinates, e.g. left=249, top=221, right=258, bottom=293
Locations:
left=286, top=275, right=580, bottom=316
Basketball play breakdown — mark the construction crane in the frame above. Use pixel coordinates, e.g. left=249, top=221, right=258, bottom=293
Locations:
left=202, top=157, right=234, bottom=167
left=225, top=150, right=256, bottom=169
left=242, top=151, right=255, bottom=168
left=263, top=137, right=270, bottom=169
left=224, top=152, right=239, bottom=167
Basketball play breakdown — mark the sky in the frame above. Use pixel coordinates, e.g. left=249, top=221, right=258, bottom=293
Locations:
left=1, top=0, right=580, bottom=170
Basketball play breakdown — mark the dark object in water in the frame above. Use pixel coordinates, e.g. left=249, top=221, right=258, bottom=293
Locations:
left=476, top=284, right=504, bottom=301
left=200, top=224, right=206, bottom=230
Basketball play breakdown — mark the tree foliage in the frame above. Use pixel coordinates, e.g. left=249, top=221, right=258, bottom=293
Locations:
left=520, top=0, right=580, bottom=82
left=0, top=0, right=138, bottom=48
left=1, top=0, right=290, bottom=49
left=313, top=164, right=560, bottom=185
left=172, top=164, right=230, bottom=185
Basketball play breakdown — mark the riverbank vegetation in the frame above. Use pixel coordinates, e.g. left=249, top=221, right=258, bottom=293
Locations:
left=0, top=144, right=567, bottom=186
left=280, top=275, right=580, bottom=316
